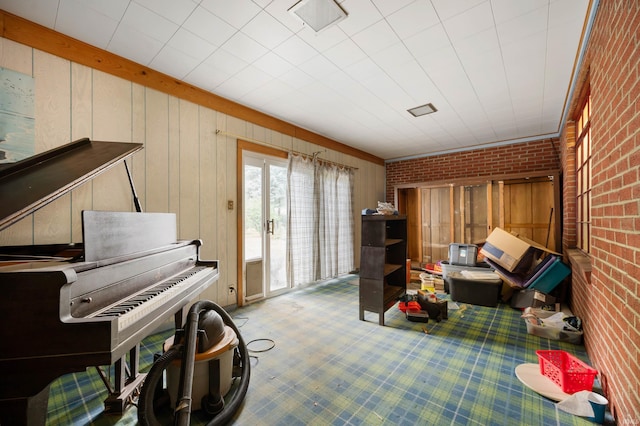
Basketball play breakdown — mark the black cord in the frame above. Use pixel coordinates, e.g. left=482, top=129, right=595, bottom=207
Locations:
left=246, top=338, right=275, bottom=353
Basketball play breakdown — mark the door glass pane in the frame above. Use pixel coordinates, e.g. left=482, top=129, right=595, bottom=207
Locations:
left=244, top=164, right=263, bottom=261
left=269, top=163, right=287, bottom=292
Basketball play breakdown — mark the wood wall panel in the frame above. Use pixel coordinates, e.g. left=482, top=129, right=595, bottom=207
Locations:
left=168, top=96, right=181, bottom=218
left=92, top=71, right=132, bottom=212
left=33, top=50, right=71, bottom=243
left=0, top=37, right=31, bottom=74
left=70, top=63, right=94, bottom=242
left=199, top=107, right=217, bottom=260
left=131, top=83, right=146, bottom=212
left=145, top=89, right=170, bottom=213
left=222, top=117, right=237, bottom=306
left=178, top=100, right=199, bottom=240
left=0, top=34, right=386, bottom=306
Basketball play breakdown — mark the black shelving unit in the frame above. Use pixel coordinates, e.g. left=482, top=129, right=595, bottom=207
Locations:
left=359, top=214, right=407, bottom=325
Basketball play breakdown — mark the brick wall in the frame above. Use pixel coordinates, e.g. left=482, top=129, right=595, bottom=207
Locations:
left=386, top=2, right=640, bottom=421
left=385, top=139, right=560, bottom=203
left=560, top=0, right=640, bottom=421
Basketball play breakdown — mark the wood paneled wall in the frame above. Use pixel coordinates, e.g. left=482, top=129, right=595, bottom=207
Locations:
left=0, top=36, right=386, bottom=305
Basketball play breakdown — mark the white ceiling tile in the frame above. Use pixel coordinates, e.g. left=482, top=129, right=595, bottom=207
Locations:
left=404, top=24, right=451, bottom=59
left=221, top=31, right=269, bottom=63
left=70, top=0, right=130, bottom=21
left=184, top=62, right=232, bottom=91
left=443, top=1, right=494, bottom=42
left=108, top=24, right=165, bottom=65
left=200, top=0, right=262, bottom=29
left=150, top=45, right=201, bottom=79
left=371, top=42, right=413, bottom=74
left=430, top=0, right=486, bottom=22
left=203, top=49, right=249, bottom=76
left=240, top=79, right=294, bottom=107
left=323, top=38, right=367, bottom=68
left=385, top=60, right=437, bottom=103
left=337, top=0, right=383, bottom=36
left=272, top=36, right=318, bottom=65
left=351, top=20, right=400, bottom=56
left=297, top=25, right=348, bottom=52
left=121, top=2, right=178, bottom=43
left=0, top=0, right=58, bottom=27
left=265, top=0, right=306, bottom=32
left=252, top=52, right=295, bottom=77
left=134, top=0, right=198, bottom=25
left=276, top=68, right=315, bottom=90
left=491, top=0, right=548, bottom=25
left=242, top=10, right=294, bottom=49
left=496, top=5, right=548, bottom=45
left=298, top=55, right=340, bottom=80
left=252, top=0, right=272, bottom=8
left=182, top=7, right=236, bottom=48
left=343, top=57, right=383, bottom=82
left=167, top=28, right=218, bottom=61
left=55, top=0, right=120, bottom=49
left=215, top=65, right=273, bottom=99
left=387, top=1, right=439, bottom=40
left=370, top=0, right=414, bottom=17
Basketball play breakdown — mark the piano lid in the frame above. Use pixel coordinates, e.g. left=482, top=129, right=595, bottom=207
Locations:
left=0, top=138, right=143, bottom=231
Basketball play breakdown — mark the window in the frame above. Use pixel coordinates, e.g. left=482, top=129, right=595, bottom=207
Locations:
left=576, top=93, right=591, bottom=253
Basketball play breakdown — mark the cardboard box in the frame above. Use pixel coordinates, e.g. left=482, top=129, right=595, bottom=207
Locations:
left=481, top=227, right=560, bottom=273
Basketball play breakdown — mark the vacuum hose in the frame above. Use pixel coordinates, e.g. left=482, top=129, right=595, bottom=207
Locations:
left=138, top=301, right=250, bottom=426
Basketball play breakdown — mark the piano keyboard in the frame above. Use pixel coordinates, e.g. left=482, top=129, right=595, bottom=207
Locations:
left=94, top=266, right=209, bottom=331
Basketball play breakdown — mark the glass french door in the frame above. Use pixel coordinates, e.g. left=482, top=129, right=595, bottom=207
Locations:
left=243, top=153, right=289, bottom=302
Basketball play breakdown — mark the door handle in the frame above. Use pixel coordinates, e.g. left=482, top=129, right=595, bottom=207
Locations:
left=267, top=219, right=275, bottom=235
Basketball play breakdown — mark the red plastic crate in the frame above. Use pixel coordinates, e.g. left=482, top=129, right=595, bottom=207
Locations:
left=536, top=350, right=598, bottom=394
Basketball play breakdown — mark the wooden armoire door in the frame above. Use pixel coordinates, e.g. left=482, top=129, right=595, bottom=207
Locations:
left=397, top=188, right=421, bottom=263
left=503, top=178, right=556, bottom=249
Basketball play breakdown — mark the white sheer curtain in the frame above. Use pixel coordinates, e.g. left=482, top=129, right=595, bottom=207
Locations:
left=287, top=154, right=354, bottom=286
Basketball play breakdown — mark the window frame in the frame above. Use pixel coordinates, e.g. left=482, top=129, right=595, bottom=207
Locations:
left=575, top=93, right=591, bottom=254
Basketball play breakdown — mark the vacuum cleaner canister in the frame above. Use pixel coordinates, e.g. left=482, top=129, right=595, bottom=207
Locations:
left=164, top=325, right=239, bottom=410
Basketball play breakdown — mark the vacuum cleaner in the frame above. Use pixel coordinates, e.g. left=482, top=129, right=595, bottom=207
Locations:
left=138, top=300, right=250, bottom=426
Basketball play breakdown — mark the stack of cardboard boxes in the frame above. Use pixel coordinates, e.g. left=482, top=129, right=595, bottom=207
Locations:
left=480, top=227, right=570, bottom=308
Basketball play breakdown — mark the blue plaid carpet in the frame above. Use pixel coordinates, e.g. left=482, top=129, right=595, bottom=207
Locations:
left=46, top=275, right=600, bottom=425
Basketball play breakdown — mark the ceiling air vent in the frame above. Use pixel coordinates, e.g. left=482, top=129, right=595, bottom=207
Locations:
left=408, top=103, right=437, bottom=117
left=288, top=0, right=348, bottom=33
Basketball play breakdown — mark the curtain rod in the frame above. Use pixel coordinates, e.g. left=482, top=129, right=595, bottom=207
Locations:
left=215, top=129, right=358, bottom=170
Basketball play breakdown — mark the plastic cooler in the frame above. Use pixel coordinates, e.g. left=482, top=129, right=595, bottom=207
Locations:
left=536, top=350, right=597, bottom=394
left=448, top=243, right=478, bottom=266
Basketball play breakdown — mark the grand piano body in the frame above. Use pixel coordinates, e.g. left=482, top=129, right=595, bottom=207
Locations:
left=0, top=139, right=220, bottom=425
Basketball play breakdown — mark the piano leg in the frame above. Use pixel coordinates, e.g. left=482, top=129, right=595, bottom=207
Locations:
left=103, top=344, right=146, bottom=415
left=0, top=384, right=50, bottom=426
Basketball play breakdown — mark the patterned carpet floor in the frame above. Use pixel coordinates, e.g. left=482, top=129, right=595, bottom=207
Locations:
left=46, top=274, right=604, bottom=425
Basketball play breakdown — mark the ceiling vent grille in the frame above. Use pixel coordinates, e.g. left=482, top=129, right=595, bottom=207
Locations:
left=288, top=0, right=348, bottom=32
left=408, top=103, right=437, bottom=117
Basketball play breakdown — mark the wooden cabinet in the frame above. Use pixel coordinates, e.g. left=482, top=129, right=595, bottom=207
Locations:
left=359, top=214, right=407, bottom=325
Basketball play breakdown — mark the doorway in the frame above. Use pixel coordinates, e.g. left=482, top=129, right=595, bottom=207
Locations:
left=242, top=152, right=289, bottom=303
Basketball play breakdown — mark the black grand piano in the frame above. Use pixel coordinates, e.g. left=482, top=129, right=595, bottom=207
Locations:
left=0, top=138, right=220, bottom=425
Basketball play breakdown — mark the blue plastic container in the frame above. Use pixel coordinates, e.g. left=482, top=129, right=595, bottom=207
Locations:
left=528, top=257, right=571, bottom=293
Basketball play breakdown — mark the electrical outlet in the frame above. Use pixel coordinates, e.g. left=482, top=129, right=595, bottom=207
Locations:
left=227, top=200, right=234, bottom=210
